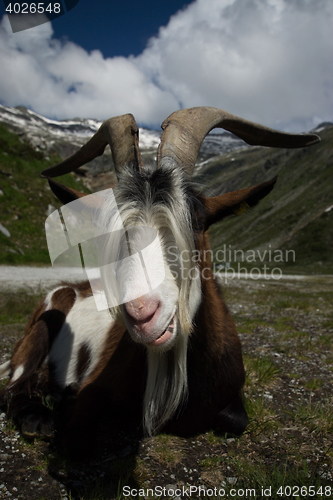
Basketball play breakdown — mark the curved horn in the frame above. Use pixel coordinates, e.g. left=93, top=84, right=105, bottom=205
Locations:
left=157, top=107, right=321, bottom=175
left=41, top=113, right=144, bottom=179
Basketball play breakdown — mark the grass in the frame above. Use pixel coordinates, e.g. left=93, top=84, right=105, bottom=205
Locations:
left=228, top=456, right=329, bottom=496
left=198, top=456, right=224, bottom=468
left=0, top=123, right=90, bottom=264
left=292, top=399, right=333, bottom=435
left=150, top=434, right=184, bottom=466
left=0, top=289, right=44, bottom=324
left=304, top=378, right=324, bottom=391
left=245, top=397, right=279, bottom=436
left=244, top=355, right=281, bottom=387
left=235, top=317, right=272, bottom=334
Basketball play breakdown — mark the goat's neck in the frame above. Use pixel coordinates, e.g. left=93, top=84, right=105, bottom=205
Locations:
left=195, top=232, right=237, bottom=347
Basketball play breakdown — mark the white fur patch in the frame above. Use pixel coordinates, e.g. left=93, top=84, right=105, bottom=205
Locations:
left=0, top=360, right=11, bottom=380
left=49, top=295, right=114, bottom=387
left=10, top=364, right=24, bottom=383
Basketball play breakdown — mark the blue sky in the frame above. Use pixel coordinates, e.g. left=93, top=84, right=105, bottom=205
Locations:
left=53, top=1, right=193, bottom=58
left=0, top=0, right=332, bottom=131
left=0, top=0, right=193, bottom=56
left=51, top=1, right=194, bottom=58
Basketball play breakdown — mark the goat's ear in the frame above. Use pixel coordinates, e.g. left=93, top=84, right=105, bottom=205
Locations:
left=48, top=178, right=88, bottom=205
left=203, top=176, right=277, bottom=229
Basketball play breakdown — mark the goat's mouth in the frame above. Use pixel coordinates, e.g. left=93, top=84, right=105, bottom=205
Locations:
left=147, top=310, right=177, bottom=347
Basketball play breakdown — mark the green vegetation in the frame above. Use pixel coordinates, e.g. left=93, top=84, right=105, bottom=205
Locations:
left=0, top=288, right=44, bottom=324
left=292, top=399, right=333, bottom=435
left=0, top=124, right=90, bottom=264
left=199, top=125, right=333, bottom=274
left=244, top=355, right=281, bottom=387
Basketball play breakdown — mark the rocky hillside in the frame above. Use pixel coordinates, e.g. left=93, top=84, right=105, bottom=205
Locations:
left=199, top=124, right=333, bottom=274
left=0, top=104, right=332, bottom=273
left=0, top=118, right=89, bottom=264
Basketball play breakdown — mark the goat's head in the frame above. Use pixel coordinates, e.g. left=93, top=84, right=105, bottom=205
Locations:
left=41, top=107, right=319, bottom=351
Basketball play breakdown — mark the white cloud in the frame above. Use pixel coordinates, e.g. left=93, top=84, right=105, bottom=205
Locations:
left=136, top=0, right=333, bottom=130
left=0, top=0, right=332, bottom=131
left=0, top=15, right=178, bottom=126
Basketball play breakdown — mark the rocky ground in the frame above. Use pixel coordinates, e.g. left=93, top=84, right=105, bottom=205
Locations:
left=0, top=270, right=332, bottom=499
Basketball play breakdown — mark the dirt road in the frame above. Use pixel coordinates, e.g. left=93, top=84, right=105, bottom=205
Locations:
left=0, top=265, right=85, bottom=291
left=1, top=265, right=332, bottom=292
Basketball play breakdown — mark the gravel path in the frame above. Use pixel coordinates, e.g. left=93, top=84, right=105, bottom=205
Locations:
left=0, top=266, right=86, bottom=292
left=1, top=265, right=332, bottom=293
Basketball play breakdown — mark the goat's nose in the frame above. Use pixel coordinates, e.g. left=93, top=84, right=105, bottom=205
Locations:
left=124, top=296, right=160, bottom=322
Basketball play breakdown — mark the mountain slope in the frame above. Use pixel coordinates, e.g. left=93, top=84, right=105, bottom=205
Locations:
left=0, top=123, right=89, bottom=264
left=200, top=125, right=333, bottom=273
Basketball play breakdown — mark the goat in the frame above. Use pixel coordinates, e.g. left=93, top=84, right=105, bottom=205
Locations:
left=0, top=107, right=320, bottom=457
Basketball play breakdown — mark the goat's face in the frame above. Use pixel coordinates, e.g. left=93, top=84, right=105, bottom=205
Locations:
left=100, top=165, right=203, bottom=351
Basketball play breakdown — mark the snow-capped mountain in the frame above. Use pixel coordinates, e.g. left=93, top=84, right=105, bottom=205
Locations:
left=0, top=104, right=246, bottom=173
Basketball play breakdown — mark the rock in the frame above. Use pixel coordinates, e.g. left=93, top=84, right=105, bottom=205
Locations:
left=0, top=223, right=10, bottom=237
left=165, top=485, right=178, bottom=496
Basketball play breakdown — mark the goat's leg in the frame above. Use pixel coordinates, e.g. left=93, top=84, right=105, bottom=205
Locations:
left=1, top=378, right=55, bottom=440
left=5, top=392, right=54, bottom=439
left=60, top=384, right=109, bottom=460
left=1, top=288, right=76, bottom=439
left=1, top=310, right=68, bottom=439
left=215, top=393, right=249, bottom=436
